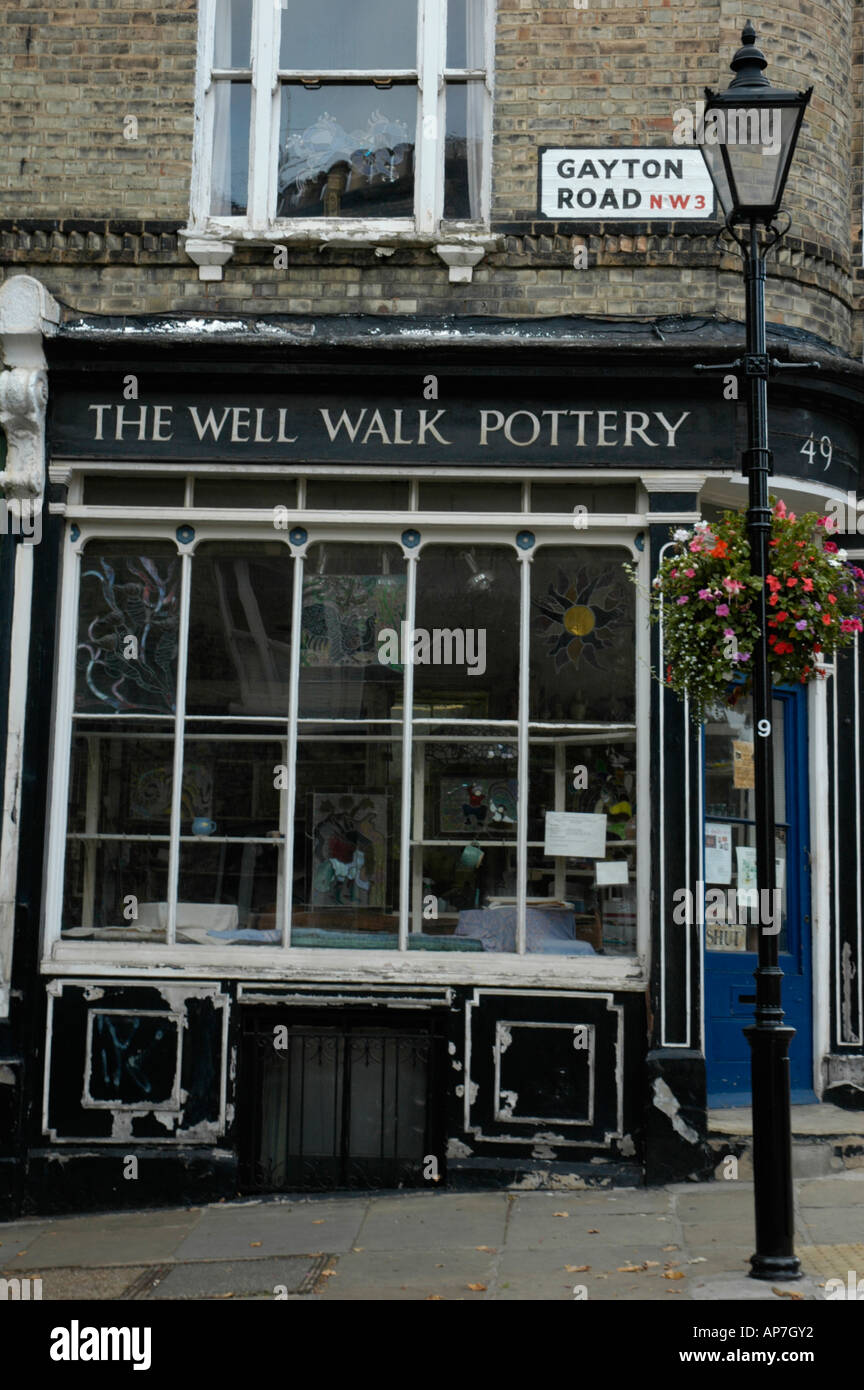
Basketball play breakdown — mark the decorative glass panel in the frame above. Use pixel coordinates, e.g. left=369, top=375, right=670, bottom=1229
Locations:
left=279, top=0, right=417, bottom=70
left=277, top=86, right=416, bottom=218
left=298, top=543, right=406, bottom=720
left=75, top=543, right=180, bottom=715
left=530, top=546, right=635, bottom=723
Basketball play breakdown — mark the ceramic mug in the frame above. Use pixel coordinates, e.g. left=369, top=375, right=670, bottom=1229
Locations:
left=460, top=843, right=484, bottom=868
left=192, top=817, right=217, bottom=836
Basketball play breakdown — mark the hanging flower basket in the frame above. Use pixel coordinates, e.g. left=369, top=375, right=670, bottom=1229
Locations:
left=631, top=499, right=864, bottom=723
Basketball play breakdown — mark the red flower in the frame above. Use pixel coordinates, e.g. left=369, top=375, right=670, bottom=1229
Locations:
left=828, top=593, right=837, bottom=604
left=822, top=614, right=832, bottom=625
left=774, top=640, right=795, bottom=655
left=776, top=611, right=788, bottom=622
left=802, top=578, right=814, bottom=592
left=786, top=577, right=798, bottom=587
left=710, top=540, right=729, bottom=559
left=824, top=541, right=838, bottom=553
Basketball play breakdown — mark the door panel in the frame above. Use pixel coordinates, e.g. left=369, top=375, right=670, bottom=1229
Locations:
left=703, top=688, right=814, bottom=1105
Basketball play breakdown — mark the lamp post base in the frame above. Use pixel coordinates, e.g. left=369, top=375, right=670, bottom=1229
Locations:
left=749, top=1252, right=802, bottom=1281
left=743, top=1022, right=801, bottom=1280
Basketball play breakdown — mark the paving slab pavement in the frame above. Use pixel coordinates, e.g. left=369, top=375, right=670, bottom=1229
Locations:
left=1, top=1176, right=861, bottom=1301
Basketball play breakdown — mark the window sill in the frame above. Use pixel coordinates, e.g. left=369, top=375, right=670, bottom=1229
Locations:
left=180, top=224, right=501, bottom=281
left=43, top=941, right=646, bottom=991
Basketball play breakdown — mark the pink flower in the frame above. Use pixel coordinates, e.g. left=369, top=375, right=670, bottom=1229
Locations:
left=722, top=577, right=745, bottom=594
left=715, top=603, right=730, bottom=616
left=698, top=588, right=713, bottom=600
left=685, top=568, right=695, bottom=578
left=774, top=499, right=787, bottom=518
left=677, top=595, right=689, bottom=604
left=688, top=540, right=703, bottom=553
left=723, top=628, right=735, bottom=638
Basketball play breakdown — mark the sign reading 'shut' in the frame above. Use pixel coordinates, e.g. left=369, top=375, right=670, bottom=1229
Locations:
left=539, top=147, right=715, bottom=219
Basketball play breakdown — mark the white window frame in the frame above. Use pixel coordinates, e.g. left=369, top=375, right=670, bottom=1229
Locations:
left=41, top=469, right=651, bottom=990
left=188, top=0, right=495, bottom=243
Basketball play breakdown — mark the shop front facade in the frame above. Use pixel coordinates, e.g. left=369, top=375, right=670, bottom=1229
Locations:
left=2, top=0, right=864, bottom=1212
left=1, top=303, right=863, bottom=1211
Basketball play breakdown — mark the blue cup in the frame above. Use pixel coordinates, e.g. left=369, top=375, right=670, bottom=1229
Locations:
left=192, top=817, right=217, bottom=836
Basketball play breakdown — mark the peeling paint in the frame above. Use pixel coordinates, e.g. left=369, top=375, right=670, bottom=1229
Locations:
left=468, top=1080, right=479, bottom=1105
left=498, top=1089, right=518, bottom=1118
left=110, top=1111, right=134, bottom=1140
left=446, top=1137, right=473, bottom=1158
left=451, top=1059, right=463, bottom=1072
left=0, top=1064, right=14, bottom=1085
left=619, top=1133, right=636, bottom=1157
left=153, top=1111, right=177, bottom=1131
left=448, top=1041, right=456, bottom=1055
left=497, top=1024, right=513, bottom=1054
left=652, top=1077, right=699, bottom=1144
left=531, top=1143, right=557, bottom=1159
left=82, top=986, right=104, bottom=1001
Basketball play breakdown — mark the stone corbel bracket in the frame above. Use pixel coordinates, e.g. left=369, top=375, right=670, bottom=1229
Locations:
left=0, top=368, right=49, bottom=503
left=182, top=233, right=236, bottom=281
left=434, top=244, right=486, bottom=283
left=0, top=274, right=60, bottom=509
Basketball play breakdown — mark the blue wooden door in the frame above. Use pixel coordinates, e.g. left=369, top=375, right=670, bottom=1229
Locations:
left=703, top=687, right=814, bottom=1105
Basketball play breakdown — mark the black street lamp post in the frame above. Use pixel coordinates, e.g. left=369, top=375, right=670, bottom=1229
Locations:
left=696, top=22, right=812, bottom=1281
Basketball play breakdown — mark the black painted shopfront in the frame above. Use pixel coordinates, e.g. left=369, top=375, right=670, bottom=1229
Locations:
left=3, top=316, right=864, bottom=1213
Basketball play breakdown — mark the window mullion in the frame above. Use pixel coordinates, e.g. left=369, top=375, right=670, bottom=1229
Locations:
left=44, top=539, right=82, bottom=948
left=416, top=0, right=444, bottom=234
left=166, top=549, right=192, bottom=947
left=398, top=553, right=418, bottom=949
left=280, top=550, right=305, bottom=948
left=516, top=552, right=531, bottom=954
left=249, top=0, right=278, bottom=228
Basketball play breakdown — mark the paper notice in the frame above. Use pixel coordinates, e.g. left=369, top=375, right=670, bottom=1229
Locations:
left=732, top=740, right=755, bottom=789
left=596, top=860, right=629, bottom=887
left=705, top=823, right=732, bottom=884
left=544, top=811, right=607, bottom=859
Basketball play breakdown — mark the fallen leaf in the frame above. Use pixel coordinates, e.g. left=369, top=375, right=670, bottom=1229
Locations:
left=553, top=1211, right=570, bottom=1218
left=617, top=1265, right=642, bottom=1272
left=320, top=1269, right=337, bottom=1277
left=352, top=1247, right=364, bottom=1252
left=643, top=1261, right=660, bottom=1268
left=311, top=1220, right=325, bottom=1225
left=662, top=1244, right=680, bottom=1251
left=467, top=1282, right=487, bottom=1292
left=688, top=1257, right=707, bottom=1264
left=435, top=1263, right=444, bottom=1268
left=426, top=1294, right=444, bottom=1300
left=772, top=1287, right=804, bottom=1300
left=250, top=1241, right=262, bottom=1248
left=565, top=1264, right=590, bottom=1273
left=587, top=1228, right=599, bottom=1234
left=475, top=1246, right=497, bottom=1253
left=663, top=1271, right=686, bottom=1280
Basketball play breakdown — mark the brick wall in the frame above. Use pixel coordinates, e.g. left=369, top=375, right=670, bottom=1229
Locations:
left=0, top=0, right=860, bottom=355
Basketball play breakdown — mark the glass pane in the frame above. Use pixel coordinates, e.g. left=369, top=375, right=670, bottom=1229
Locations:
left=279, top=0, right=417, bottom=69
left=186, top=543, right=293, bottom=717
left=292, top=739, right=401, bottom=944
left=83, top=477, right=186, bottom=507
left=213, top=0, right=252, bottom=68
left=447, top=0, right=486, bottom=68
left=175, top=737, right=285, bottom=943
left=299, top=543, right=406, bottom=719
left=443, top=81, right=484, bottom=219
left=414, top=545, right=519, bottom=720
left=177, top=842, right=281, bottom=943
left=704, top=695, right=786, bottom=823
left=75, top=542, right=180, bottom=715
left=530, top=546, right=635, bottom=723
left=530, top=483, right=638, bottom=514
left=194, top=479, right=297, bottom=509
left=63, top=724, right=173, bottom=939
left=704, top=821, right=788, bottom=953
left=304, top=479, right=409, bottom=510
left=277, top=85, right=416, bottom=218
left=526, top=737, right=636, bottom=955
left=210, top=80, right=250, bottom=215
left=418, top=481, right=522, bottom=512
